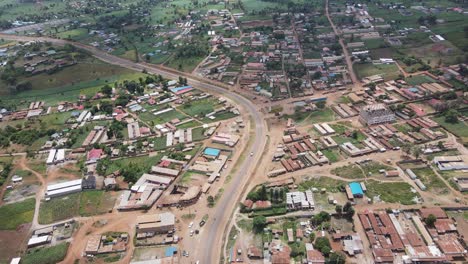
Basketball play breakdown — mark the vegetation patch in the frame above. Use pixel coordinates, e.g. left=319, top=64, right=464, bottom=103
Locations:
left=412, top=167, right=449, bottom=194
left=22, top=243, right=69, bottom=264
left=331, top=165, right=364, bottom=179
left=39, top=193, right=81, bottom=224
left=365, top=180, right=419, bottom=205
left=0, top=198, right=35, bottom=230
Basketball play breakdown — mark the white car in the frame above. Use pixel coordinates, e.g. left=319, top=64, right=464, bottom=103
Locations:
left=189, top=222, right=193, bottom=228
left=190, top=230, right=194, bottom=236
left=250, top=152, right=253, bottom=156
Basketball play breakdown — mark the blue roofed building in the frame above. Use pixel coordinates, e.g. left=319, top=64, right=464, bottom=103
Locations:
left=204, top=147, right=220, bottom=158
left=165, top=246, right=177, bottom=257
left=349, top=182, right=364, bottom=198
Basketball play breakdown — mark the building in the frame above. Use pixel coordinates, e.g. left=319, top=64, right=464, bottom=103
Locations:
left=136, top=212, right=175, bottom=234
left=286, top=190, right=315, bottom=210
left=305, top=243, right=325, bottom=263
left=45, top=179, right=83, bottom=198
left=342, top=235, right=364, bottom=256
left=348, top=182, right=364, bottom=198
left=203, top=147, right=221, bottom=158
left=453, top=177, right=468, bottom=192
left=27, top=235, right=51, bottom=248
left=87, top=148, right=103, bottom=164
left=359, top=104, right=395, bottom=126
left=433, top=156, right=468, bottom=171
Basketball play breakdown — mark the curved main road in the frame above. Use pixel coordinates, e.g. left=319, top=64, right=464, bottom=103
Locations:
left=0, top=33, right=268, bottom=264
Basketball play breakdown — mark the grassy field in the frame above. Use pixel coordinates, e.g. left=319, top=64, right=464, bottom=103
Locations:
left=39, top=193, right=81, bottom=224
left=178, top=98, right=219, bottom=117
left=412, top=167, right=449, bottom=195
left=321, top=149, right=341, bottom=163
left=365, top=180, right=419, bottom=205
left=0, top=198, right=35, bottom=230
left=354, top=63, right=400, bottom=81
left=405, top=75, right=437, bottom=85
left=361, top=162, right=394, bottom=176
left=298, top=176, right=346, bottom=193
left=433, top=116, right=468, bottom=139
left=105, top=155, right=163, bottom=175
left=22, top=242, right=69, bottom=264
left=331, top=165, right=364, bottom=179
left=295, top=108, right=336, bottom=125
left=79, top=190, right=116, bottom=216
left=152, top=109, right=188, bottom=124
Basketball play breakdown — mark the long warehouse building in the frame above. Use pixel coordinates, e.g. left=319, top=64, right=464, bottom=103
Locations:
left=46, top=179, right=83, bottom=198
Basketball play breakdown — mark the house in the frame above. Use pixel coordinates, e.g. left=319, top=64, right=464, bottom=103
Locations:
left=104, top=177, right=117, bottom=190
left=82, top=175, right=96, bottom=189
left=87, top=148, right=103, bottom=164
left=348, top=182, right=364, bottom=198
left=286, top=190, right=315, bottom=210
left=136, top=212, right=175, bottom=234
left=247, top=246, right=263, bottom=259
left=305, top=243, right=325, bottom=263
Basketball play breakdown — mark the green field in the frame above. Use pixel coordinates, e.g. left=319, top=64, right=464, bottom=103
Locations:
left=433, top=116, right=468, bottom=139
left=321, top=149, right=341, bottom=163
left=331, top=165, right=364, bottom=179
left=300, top=108, right=335, bottom=124
left=0, top=198, right=35, bottom=230
left=360, top=162, right=394, bottom=176
left=354, top=63, right=401, bottom=81
left=298, top=176, right=346, bottom=193
left=22, top=242, right=69, bottom=264
left=178, top=98, right=219, bottom=117
left=104, top=155, right=163, bottom=175
left=405, top=75, right=437, bottom=85
left=365, top=180, right=419, bottom=205
left=38, top=193, right=81, bottom=224
left=412, top=167, right=449, bottom=195
left=79, top=190, right=116, bottom=216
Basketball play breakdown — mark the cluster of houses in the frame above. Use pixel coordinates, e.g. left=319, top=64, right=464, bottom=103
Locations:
left=359, top=208, right=467, bottom=263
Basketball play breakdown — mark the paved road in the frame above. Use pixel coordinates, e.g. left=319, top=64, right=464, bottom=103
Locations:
left=0, top=33, right=268, bottom=264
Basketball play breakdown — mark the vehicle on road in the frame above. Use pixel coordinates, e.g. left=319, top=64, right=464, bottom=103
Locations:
left=189, top=222, right=193, bottom=228
left=199, top=220, right=206, bottom=227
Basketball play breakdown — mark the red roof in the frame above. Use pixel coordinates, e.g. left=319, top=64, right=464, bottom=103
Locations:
left=419, top=208, right=447, bottom=219
left=140, top=127, right=151, bottom=135
left=243, top=199, right=253, bottom=209
left=306, top=249, right=325, bottom=263
left=87, top=148, right=103, bottom=160
left=159, top=160, right=171, bottom=168
left=254, top=200, right=271, bottom=209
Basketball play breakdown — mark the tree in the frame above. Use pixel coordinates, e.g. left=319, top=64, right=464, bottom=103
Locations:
left=314, top=237, right=331, bottom=256
left=402, top=143, right=412, bottom=158
left=328, top=252, right=346, bottom=264
left=312, top=211, right=331, bottom=225
left=444, top=109, right=459, bottom=124
left=309, top=232, right=316, bottom=242
left=412, top=146, right=422, bottom=159
left=207, top=195, right=215, bottom=207
left=335, top=205, right=342, bottom=216
left=316, top=101, right=326, bottom=109
left=252, top=216, right=267, bottom=233
left=101, top=84, right=112, bottom=97
left=258, top=185, right=268, bottom=200
left=425, top=214, right=437, bottom=227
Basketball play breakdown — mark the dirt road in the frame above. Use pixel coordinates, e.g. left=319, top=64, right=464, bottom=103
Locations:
left=16, top=155, right=46, bottom=229
left=325, top=0, right=361, bottom=89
